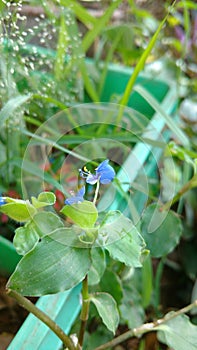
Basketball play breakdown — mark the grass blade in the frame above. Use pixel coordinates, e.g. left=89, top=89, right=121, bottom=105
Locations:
left=61, top=9, right=99, bottom=103
left=54, top=13, right=68, bottom=81
left=82, top=0, right=122, bottom=53
left=0, top=94, right=31, bottom=125
left=20, top=128, right=92, bottom=163
left=116, top=1, right=177, bottom=124
left=59, top=0, right=97, bottom=26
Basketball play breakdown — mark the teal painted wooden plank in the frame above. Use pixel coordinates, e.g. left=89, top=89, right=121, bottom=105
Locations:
left=38, top=284, right=81, bottom=350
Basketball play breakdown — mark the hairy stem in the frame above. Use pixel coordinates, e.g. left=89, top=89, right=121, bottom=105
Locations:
left=7, top=289, right=76, bottom=350
left=93, top=299, right=197, bottom=350
left=78, top=275, right=90, bottom=347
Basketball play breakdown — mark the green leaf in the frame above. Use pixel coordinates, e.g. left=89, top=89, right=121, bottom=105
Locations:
left=96, top=211, right=132, bottom=246
left=120, top=283, right=145, bottom=329
left=100, top=269, right=123, bottom=304
left=91, top=292, right=119, bottom=334
left=7, top=235, right=91, bottom=296
left=49, top=226, right=98, bottom=248
left=88, top=248, right=106, bottom=285
left=61, top=200, right=98, bottom=229
left=0, top=94, right=31, bottom=125
left=0, top=199, right=36, bottom=222
left=0, top=1, right=6, bottom=10
left=157, top=314, right=197, bottom=350
left=103, top=215, right=146, bottom=267
left=140, top=204, right=182, bottom=257
left=13, top=212, right=64, bottom=255
left=14, top=226, right=39, bottom=256
left=31, top=211, right=64, bottom=233
left=83, top=324, right=112, bottom=350
left=31, top=192, right=56, bottom=208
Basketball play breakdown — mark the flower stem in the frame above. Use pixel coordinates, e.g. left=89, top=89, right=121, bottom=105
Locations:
left=78, top=275, right=90, bottom=347
left=93, top=299, right=197, bottom=350
left=93, top=181, right=100, bottom=205
left=7, top=289, right=76, bottom=350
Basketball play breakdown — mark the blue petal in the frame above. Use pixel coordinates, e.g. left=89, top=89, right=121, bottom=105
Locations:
left=96, top=160, right=115, bottom=184
left=65, top=186, right=85, bottom=205
left=78, top=186, right=85, bottom=197
left=96, top=159, right=110, bottom=172
left=0, top=197, right=6, bottom=206
left=65, top=196, right=83, bottom=205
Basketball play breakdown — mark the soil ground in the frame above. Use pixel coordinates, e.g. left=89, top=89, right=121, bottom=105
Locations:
left=0, top=276, right=28, bottom=350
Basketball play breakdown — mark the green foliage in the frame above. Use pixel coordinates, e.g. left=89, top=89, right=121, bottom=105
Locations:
left=91, top=292, right=119, bottom=334
left=83, top=325, right=112, bottom=350
left=31, top=192, right=56, bottom=208
left=13, top=212, right=64, bottom=255
left=118, top=9, right=171, bottom=112
left=61, top=201, right=98, bottom=229
left=88, top=248, right=106, bottom=286
left=0, top=200, right=36, bottom=222
left=100, top=269, right=123, bottom=304
left=141, top=255, right=153, bottom=308
left=120, top=283, right=145, bottom=329
left=7, top=236, right=91, bottom=296
left=97, top=210, right=139, bottom=247
left=157, top=314, right=197, bottom=350
left=0, top=94, right=31, bottom=125
left=104, top=24, right=144, bottom=65
left=105, top=224, right=146, bottom=267
left=160, top=157, right=182, bottom=202
left=0, top=192, right=56, bottom=223
left=140, top=204, right=183, bottom=257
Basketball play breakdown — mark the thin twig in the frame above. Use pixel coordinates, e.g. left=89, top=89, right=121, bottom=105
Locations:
left=93, top=299, right=197, bottom=350
left=7, top=289, right=77, bottom=350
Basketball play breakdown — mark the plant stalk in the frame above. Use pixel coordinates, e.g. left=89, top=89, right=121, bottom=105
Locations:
left=161, top=174, right=197, bottom=211
left=78, top=275, right=90, bottom=348
left=93, top=299, right=197, bottom=350
left=154, top=257, right=165, bottom=316
left=7, top=289, right=76, bottom=350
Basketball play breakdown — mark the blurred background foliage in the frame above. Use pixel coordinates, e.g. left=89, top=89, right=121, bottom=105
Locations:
left=0, top=1, right=197, bottom=349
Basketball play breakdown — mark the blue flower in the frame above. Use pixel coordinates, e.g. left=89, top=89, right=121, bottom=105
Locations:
left=65, top=186, right=85, bottom=205
left=80, top=160, right=115, bottom=185
left=0, top=197, right=6, bottom=206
